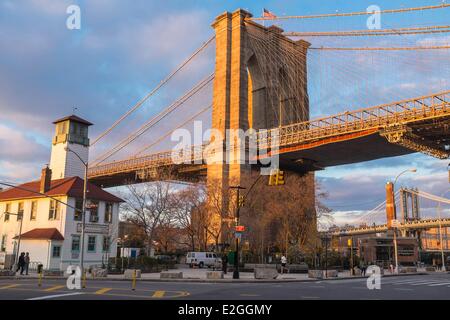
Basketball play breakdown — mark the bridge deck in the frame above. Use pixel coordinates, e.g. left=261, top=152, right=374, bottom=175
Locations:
left=89, top=91, right=450, bottom=187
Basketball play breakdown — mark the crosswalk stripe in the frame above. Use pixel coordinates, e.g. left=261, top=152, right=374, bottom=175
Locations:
left=44, top=285, right=65, bottom=292
left=0, top=284, right=20, bottom=289
left=95, top=288, right=112, bottom=295
left=410, top=281, right=445, bottom=286
left=428, top=282, right=450, bottom=286
left=392, top=280, right=436, bottom=285
left=152, top=291, right=165, bottom=298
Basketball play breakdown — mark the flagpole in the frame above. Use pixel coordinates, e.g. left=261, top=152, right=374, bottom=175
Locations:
left=262, top=8, right=265, bottom=27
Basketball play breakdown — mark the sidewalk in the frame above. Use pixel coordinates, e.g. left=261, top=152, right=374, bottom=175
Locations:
left=3, top=267, right=435, bottom=283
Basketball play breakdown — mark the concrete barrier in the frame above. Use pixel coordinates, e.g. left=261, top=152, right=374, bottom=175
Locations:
left=160, top=271, right=183, bottom=279
left=325, top=270, right=338, bottom=278
left=206, top=271, right=224, bottom=279
left=124, top=269, right=141, bottom=279
left=399, top=266, right=417, bottom=273
left=308, top=270, right=323, bottom=279
left=92, top=268, right=108, bottom=278
left=254, top=267, right=278, bottom=279
left=0, top=270, right=15, bottom=276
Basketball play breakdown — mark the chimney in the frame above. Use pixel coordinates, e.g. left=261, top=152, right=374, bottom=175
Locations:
left=40, top=166, right=52, bottom=193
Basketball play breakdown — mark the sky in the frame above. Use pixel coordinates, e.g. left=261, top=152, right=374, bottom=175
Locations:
left=0, top=0, right=449, bottom=225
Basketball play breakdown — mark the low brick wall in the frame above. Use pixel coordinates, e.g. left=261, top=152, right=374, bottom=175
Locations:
left=325, top=270, right=338, bottom=278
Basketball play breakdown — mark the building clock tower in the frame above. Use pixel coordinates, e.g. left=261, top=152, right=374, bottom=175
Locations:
left=49, top=115, right=93, bottom=180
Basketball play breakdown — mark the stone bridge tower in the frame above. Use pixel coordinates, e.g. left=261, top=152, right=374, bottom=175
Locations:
left=207, top=9, right=316, bottom=247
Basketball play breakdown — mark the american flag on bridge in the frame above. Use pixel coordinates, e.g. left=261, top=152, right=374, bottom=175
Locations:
left=263, top=8, right=277, bottom=19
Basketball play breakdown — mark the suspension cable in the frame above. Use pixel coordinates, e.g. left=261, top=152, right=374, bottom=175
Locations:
left=134, top=104, right=212, bottom=157
left=284, top=25, right=450, bottom=37
left=309, top=45, right=450, bottom=51
left=249, top=4, right=450, bottom=21
left=90, top=35, right=215, bottom=147
left=91, top=73, right=214, bottom=165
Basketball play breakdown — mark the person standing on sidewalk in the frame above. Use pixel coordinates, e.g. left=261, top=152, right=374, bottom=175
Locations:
left=24, top=252, right=30, bottom=275
left=222, top=253, right=228, bottom=275
left=281, top=255, right=287, bottom=274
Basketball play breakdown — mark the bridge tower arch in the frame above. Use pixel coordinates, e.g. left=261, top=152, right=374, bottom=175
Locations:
left=207, top=9, right=316, bottom=246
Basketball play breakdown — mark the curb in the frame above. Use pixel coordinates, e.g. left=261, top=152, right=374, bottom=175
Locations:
left=0, top=272, right=430, bottom=284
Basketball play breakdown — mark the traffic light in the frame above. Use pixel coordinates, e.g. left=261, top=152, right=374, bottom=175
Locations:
left=347, top=238, right=352, bottom=247
left=268, top=169, right=285, bottom=186
left=238, top=195, right=245, bottom=207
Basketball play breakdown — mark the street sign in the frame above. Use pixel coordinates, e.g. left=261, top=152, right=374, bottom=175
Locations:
left=235, top=225, right=245, bottom=232
left=235, top=232, right=242, bottom=240
left=77, top=223, right=109, bottom=234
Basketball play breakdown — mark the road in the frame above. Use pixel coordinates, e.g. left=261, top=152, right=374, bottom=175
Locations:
left=0, top=274, right=449, bottom=300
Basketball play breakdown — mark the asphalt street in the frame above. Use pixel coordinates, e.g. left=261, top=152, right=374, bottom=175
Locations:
left=0, top=273, right=449, bottom=300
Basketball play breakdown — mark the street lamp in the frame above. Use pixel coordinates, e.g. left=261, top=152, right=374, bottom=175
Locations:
left=392, top=168, right=417, bottom=274
left=65, top=147, right=88, bottom=274
left=437, top=189, right=449, bottom=272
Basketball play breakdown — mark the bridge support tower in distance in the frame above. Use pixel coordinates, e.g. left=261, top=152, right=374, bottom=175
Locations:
left=206, top=9, right=316, bottom=248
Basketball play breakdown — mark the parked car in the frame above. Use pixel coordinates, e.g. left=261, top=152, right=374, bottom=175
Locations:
left=186, top=252, right=222, bottom=268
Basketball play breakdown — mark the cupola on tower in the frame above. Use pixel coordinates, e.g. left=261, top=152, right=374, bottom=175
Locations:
left=49, top=115, right=92, bottom=179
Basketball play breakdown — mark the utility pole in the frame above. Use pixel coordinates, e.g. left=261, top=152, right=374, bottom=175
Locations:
left=65, top=147, right=88, bottom=275
left=230, top=185, right=246, bottom=279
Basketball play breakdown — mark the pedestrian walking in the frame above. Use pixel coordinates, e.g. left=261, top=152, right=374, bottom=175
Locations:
left=17, top=252, right=25, bottom=275
left=24, top=252, right=30, bottom=275
left=281, top=255, right=287, bottom=274
left=360, top=261, right=367, bottom=276
left=222, top=253, right=228, bottom=275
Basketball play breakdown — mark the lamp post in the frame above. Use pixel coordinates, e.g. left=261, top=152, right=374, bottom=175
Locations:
left=2, top=212, right=24, bottom=272
left=392, top=168, right=417, bottom=274
left=230, top=185, right=246, bottom=279
left=65, top=147, right=88, bottom=274
left=437, top=189, right=449, bottom=272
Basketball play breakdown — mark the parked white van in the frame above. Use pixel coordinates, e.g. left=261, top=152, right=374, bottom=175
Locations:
left=186, top=252, right=222, bottom=268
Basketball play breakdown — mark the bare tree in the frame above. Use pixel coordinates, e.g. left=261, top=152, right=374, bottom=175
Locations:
left=121, top=175, right=175, bottom=256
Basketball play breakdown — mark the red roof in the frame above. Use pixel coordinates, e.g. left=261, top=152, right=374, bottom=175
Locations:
left=53, top=115, right=93, bottom=126
left=0, top=176, right=123, bottom=203
left=13, top=228, right=64, bottom=241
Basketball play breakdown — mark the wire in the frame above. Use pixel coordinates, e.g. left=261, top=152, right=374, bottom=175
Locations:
left=284, top=25, right=450, bottom=37
left=249, top=4, right=450, bottom=21
left=90, top=36, right=215, bottom=147
left=0, top=181, right=79, bottom=212
left=309, top=45, right=450, bottom=51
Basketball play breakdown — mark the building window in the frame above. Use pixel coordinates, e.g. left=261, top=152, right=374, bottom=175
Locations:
left=49, top=199, right=60, bottom=220
left=87, top=236, right=96, bottom=252
left=0, top=235, right=6, bottom=252
left=30, top=201, right=38, bottom=221
left=52, top=245, right=61, bottom=258
left=17, top=202, right=24, bottom=221
left=102, top=236, right=110, bottom=252
left=104, top=203, right=113, bottom=224
left=89, top=201, right=99, bottom=223
left=4, top=203, right=10, bottom=222
left=74, top=198, right=83, bottom=221
left=71, top=235, right=80, bottom=252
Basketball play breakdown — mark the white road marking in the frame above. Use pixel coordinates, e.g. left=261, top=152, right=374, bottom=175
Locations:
left=27, top=292, right=84, bottom=300
left=410, top=281, right=446, bottom=286
left=394, top=288, right=414, bottom=291
left=428, top=282, right=450, bottom=287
